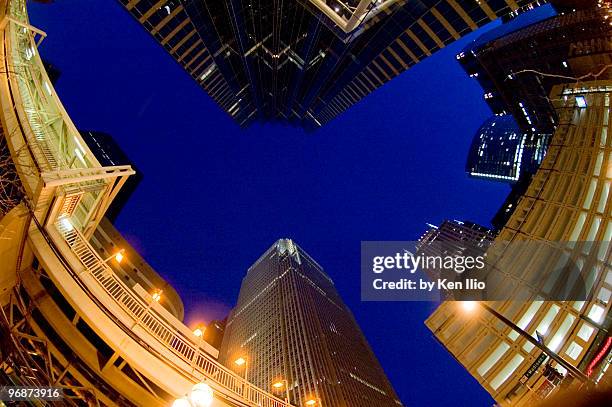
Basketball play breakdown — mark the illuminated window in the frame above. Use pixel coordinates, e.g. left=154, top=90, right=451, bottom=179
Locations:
left=565, top=342, right=583, bottom=360
left=548, top=314, right=576, bottom=352
left=490, top=354, right=524, bottom=390
left=477, top=342, right=509, bottom=376
left=588, top=304, right=605, bottom=323
left=577, top=323, right=594, bottom=342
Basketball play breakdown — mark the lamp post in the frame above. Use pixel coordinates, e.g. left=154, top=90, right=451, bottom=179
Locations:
left=191, top=325, right=206, bottom=373
left=305, top=397, right=321, bottom=406
left=172, top=382, right=214, bottom=407
left=102, top=248, right=125, bottom=264
left=272, top=379, right=290, bottom=403
left=460, top=301, right=592, bottom=384
left=234, top=356, right=249, bottom=382
left=193, top=325, right=206, bottom=339
left=234, top=356, right=249, bottom=400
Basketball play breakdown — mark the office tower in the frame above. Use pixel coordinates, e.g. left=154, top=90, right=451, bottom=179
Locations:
left=119, top=0, right=541, bottom=128
left=416, top=220, right=496, bottom=288
left=220, top=239, right=402, bottom=406
left=466, top=115, right=548, bottom=183
left=80, top=130, right=143, bottom=221
left=427, top=79, right=612, bottom=404
left=459, top=1, right=608, bottom=227
left=416, top=219, right=496, bottom=255
left=458, top=1, right=605, bottom=136
left=0, top=1, right=292, bottom=405
left=203, top=318, right=226, bottom=350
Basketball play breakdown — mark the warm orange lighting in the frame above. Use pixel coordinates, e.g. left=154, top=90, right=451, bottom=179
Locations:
left=234, top=357, right=246, bottom=366
left=152, top=290, right=162, bottom=302
left=305, top=399, right=317, bottom=406
left=461, top=301, right=477, bottom=312
left=102, top=248, right=125, bottom=265
left=193, top=326, right=206, bottom=337
left=272, top=381, right=284, bottom=389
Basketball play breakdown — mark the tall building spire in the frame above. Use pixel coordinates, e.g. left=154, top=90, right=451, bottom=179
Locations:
left=220, top=239, right=403, bottom=406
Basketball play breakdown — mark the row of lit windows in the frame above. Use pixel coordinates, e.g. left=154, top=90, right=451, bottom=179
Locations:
left=427, top=87, right=612, bottom=402
left=316, top=0, right=527, bottom=124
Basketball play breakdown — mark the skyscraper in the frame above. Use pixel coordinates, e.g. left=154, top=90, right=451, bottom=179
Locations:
left=220, top=239, right=402, bottom=407
left=416, top=220, right=496, bottom=287
left=427, top=75, right=612, bottom=407
left=416, top=219, right=496, bottom=255
left=119, top=0, right=541, bottom=128
left=466, top=115, right=548, bottom=183
left=79, top=130, right=143, bottom=221
left=458, top=0, right=605, bottom=136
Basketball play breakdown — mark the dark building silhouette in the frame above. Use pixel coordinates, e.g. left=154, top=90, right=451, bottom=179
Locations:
left=119, top=0, right=541, bottom=128
left=459, top=2, right=609, bottom=135
left=220, top=239, right=402, bottom=407
left=203, top=318, right=226, bottom=350
left=79, top=130, right=143, bottom=221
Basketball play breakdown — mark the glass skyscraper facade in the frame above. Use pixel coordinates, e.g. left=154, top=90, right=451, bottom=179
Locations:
left=466, top=115, right=548, bottom=183
left=119, top=0, right=540, bottom=128
left=219, top=239, right=402, bottom=407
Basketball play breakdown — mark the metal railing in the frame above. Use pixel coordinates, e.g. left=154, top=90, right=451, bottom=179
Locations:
left=55, top=219, right=291, bottom=407
left=7, top=0, right=66, bottom=172
left=4, top=0, right=291, bottom=405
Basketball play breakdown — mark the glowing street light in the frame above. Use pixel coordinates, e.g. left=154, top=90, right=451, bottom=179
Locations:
left=189, top=382, right=214, bottom=407
left=151, top=289, right=163, bottom=302
left=305, top=398, right=318, bottom=406
left=102, top=249, right=125, bottom=264
left=193, top=325, right=206, bottom=338
left=460, top=301, right=477, bottom=312
left=171, top=397, right=191, bottom=407
left=172, top=382, right=214, bottom=407
left=234, top=356, right=249, bottom=382
left=271, top=379, right=290, bottom=402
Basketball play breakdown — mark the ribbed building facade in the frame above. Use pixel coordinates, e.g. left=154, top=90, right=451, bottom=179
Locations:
left=426, top=81, right=612, bottom=405
left=118, top=0, right=540, bottom=128
left=220, top=239, right=402, bottom=407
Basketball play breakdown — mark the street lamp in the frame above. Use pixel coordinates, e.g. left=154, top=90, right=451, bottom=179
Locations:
left=172, top=382, right=214, bottom=407
left=102, top=248, right=125, bottom=264
left=234, top=356, right=248, bottom=381
left=190, top=383, right=214, bottom=407
left=272, top=379, right=290, bottom=403
left=305, top=397, right=320, bottom=406
left=171, top=397, right=191, bottom=407
left=193, top=325, right=206, bottom=338
left=152, top=289, right=163, bottom=302
left=460, top=301, right=477, bottom=312
left=460, top=301, right=593, bottom=384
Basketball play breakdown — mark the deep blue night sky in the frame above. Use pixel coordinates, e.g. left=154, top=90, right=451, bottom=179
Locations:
left=30, top=1, right=513, bottom=406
